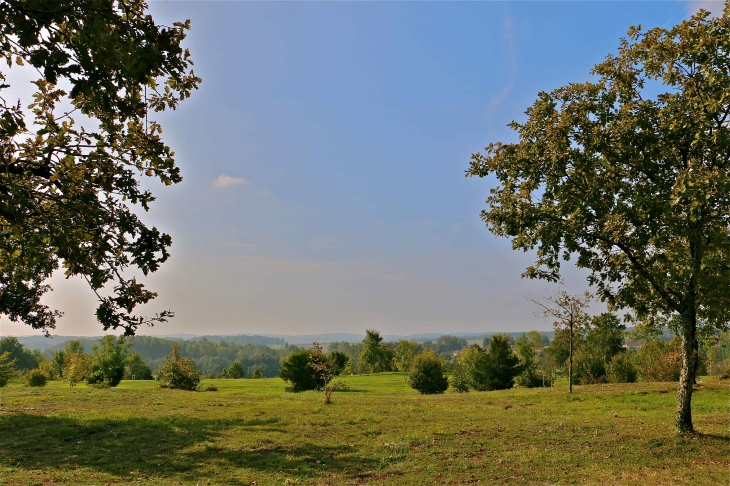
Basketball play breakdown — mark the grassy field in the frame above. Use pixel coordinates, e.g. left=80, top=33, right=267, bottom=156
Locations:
left=0, top=374, right=727, bottom=485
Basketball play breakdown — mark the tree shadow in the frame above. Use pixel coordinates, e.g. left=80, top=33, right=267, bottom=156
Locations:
left=0, top=413, right=378, bottom=484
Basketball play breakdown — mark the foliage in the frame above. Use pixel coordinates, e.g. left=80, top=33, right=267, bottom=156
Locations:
left=573, top=314, right=626, bottom=385
left=472, top=334, right=521, bottom=391
left=514, top=334, right=543, bottom=388
left=606, top=352, right=638, bottom=384
left=0, top=351, right=16, bottom=386
left=328, top=351, right=348, bottom=376
left=157, top=344, right=201, bottom=391
left=468, top=7, right=730, bottom=434
left=393, top=339, right=420, bottom=373
left=327, top=341, right=362, bottom=374
left=23, top=368, right=48, bottom=387
left=225, top=360, right=245, bottom=379
left=408, top=350, right=449, bottom=394
left=359, top=329, right=393, bottom=373
left=124, top=350, right=152, bottom=380
left=63, top=352, right=90, bottom=387
left=449, top=345, right=484, bottom=392
left=0, top=0, right=200, bottom=334
left=308, top=343, right=349, bottom=404
left=251, top=368, right=263, bottom=379
left=634, top=338, right=682, bottom=382
left=0, top=337, right=40, bottom=371
left=279, top=349, right=325, bottom=392
left=87, top=336, right=130, bottom=387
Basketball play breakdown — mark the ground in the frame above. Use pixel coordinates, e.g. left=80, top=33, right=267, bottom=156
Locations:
left=0, top=374, right=727, bottom=485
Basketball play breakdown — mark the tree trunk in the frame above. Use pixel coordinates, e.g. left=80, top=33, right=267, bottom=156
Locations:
left=568, top=320, right=573, bottom=394
left=676, top=307, right=697, bottom=435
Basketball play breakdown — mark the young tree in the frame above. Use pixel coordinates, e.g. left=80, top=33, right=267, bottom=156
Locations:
left=359, top=329, right=393, bottom=373
left=408, top=350, right=449, bottom=394
left=473, top=335, right=521, bottom=391
left=0, top=0, right=200, bottom=335
left=124, top=350, right=152, bottom=380
left=393, top=339, right=420, bottom=373
left=308, top=343, right=346, bottom=404
left=157, top=343, right=201, bottom=390
left=468, top=7, right=730, bottom=434
left=279, top=348, right=324, bottom=392
left=527, top=291, right=592, bottom=393
left=0, top=351, right=16, bottom=386
left=87, top=335, right=130, bottom=387
left=64, top=352, right=90, bottom=387
left=226, top=360, right=245, bottom=379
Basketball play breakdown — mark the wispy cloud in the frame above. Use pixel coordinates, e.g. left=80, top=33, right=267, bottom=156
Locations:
left=212, top=174, right=250, bottom=189
left=486, top=15, right=518, bottom=116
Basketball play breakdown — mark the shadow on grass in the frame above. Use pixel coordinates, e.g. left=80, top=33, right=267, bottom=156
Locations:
left=0, top=413, right=378, bottom=484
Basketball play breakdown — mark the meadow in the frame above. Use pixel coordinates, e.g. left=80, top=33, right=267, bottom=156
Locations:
left=0, top=374, right=727, bottom=485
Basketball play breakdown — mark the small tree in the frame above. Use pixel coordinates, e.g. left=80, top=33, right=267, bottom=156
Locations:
left=359, top=329, right=393, bottom=373
left=24, top=369, right=48, bottom=387
left=0, top=351, right=16, bottom=387
left=393, top=339, right=419, bottom=374
left=251, top=368, right=264, bottom=379
left=634, top=338, right=682, bottom=382
left=226, top=360, right=245, bottom=379
left=449, top=345, right=484, bottom=392
left=409, top=350, right=449, bottom=394
left=87, top=336, right=130, bottom=387
left=308, top=343, right=347, bottom=404
left=124, top=351, right=153, bottom=380
left=280, top=349, right=324, bottom=392
left=527, top=290, right=592, bottom=393
left=64, top=353, right=91, bottom=388
left=157, top=344, right=201, bottom=391
left=472, top=334, right=521, bottom=391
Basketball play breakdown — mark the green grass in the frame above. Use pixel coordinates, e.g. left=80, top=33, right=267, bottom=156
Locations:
left=0, top=374, right=727, bottom=485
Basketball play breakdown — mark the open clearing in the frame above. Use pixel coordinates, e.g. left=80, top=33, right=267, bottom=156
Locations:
left=1, top=374, right=727, bottom=485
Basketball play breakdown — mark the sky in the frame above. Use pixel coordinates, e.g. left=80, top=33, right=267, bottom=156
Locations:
left=2, top=1, right=725, bottom=337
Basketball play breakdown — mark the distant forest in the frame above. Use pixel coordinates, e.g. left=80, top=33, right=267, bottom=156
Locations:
left=28, top=336, right=296, bottom=378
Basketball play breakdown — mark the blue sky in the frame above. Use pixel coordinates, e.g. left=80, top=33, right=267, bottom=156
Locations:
left=4, top=1, right=723, bottom=337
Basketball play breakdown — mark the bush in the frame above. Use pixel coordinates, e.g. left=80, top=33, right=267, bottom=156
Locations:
left=124, top=351, right=153, bottom=380
left=450, top=362, right=472, bottom=392
left=573, top=342, right=608, bottom=385
left=203, top=384, right=218, bottom=391
left=408, top=350, right=449, bottom=394
left=24, top=368, right=48, bottom=387
left=279, top=348, right=331, bottom=392
left=87, top=336, right=130, bottom=387
left=634, top=338, right=682, bottom=382
left=251, top=368, right=264, bottom=379
left=606, top=352, right=638, bottom=383
left=157, top=344, right=202, bottom=390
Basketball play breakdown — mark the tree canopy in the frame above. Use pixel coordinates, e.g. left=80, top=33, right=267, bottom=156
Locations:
left=0, top=0, right=200, bottom=334
left=468, top=7, right=730, bottom=434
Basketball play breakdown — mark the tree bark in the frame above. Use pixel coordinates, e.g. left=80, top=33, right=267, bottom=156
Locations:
left=676, top=307, right=697, bottom=435
left=568, top=320, right=573, bottom=394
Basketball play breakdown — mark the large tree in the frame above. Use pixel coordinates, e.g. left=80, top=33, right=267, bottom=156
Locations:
left=0, top=0, right=200, bottom=335
left=467, top=7, right=730, bottom=434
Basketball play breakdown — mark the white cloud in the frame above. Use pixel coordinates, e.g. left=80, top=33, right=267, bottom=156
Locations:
left=212, top=174, right=250, bottom=189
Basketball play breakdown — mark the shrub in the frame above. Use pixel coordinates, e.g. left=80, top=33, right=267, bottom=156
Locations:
left=573, top=342, right=608, bottom=385
left=409, top=350, right=449, bottom=394
left=0, top=351, right=16, bottom=387
left=634, top=338, right=682, bottom=382
left=157, top=344, right=202, bottom=390
left=87, top=336, right=130, bottom=387
left=24, top=369, right=48, bottom=387
left=606, top=352, right=638, bottom=383
left=23, top=368, right=48, bottom=386
left=124, top=351, right=153, bottom=380
left=203, top=384, right=218, bottom=391
left=280, top=349, right=325, bottom=392
left=251, top=368, right=264, bottom=379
